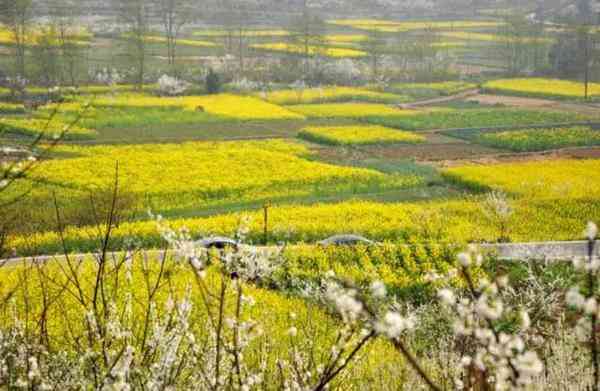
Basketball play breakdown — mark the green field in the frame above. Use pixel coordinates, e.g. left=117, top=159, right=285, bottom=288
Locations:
left=365, top=108, right=588, bottom=130
left=446, top=126, right=600, bottom=152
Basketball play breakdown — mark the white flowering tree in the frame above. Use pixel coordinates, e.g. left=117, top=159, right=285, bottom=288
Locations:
left=157, top=74, right=190, bottom=96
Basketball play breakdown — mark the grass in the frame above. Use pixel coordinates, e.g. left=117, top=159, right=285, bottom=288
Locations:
left=446, top=126, right=600, bottom=152
left=298, top=125, right=425, bottom=146
left=483, top=78, right=600, bottom=100
left=263, top=86, right=408, bottom=105
left=288, top=103, right=418, bottom=119
left=250, top=43, right=366, bottom=58
left=365, top=108, right=587, bottom=131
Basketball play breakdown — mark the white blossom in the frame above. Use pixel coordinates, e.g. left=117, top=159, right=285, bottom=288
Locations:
left=370, top=280, right=386, bottom=299
left=375, top=311, right=414, bottom=339
left=586, top=222, right=598, bottom=241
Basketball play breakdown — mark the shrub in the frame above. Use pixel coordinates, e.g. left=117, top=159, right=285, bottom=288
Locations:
left=206, top=68, right=222, bottom=94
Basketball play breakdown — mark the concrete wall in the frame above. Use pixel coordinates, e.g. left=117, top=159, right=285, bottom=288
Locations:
left=480, top=241, right=600, bottom=261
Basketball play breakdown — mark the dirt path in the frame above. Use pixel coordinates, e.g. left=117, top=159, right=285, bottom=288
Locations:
left=398, top=89, right=481, bottom=108
left=468, top=94, right=600, bottom=117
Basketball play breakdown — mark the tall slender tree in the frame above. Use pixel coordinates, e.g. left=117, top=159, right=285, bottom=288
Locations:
left=288, top=0, right=326, bottom=79
left=152, top=0, right=194, bottom=71
left=50, top=0, right=86, bottom=86
left=0, top=0, right=34, bottom=78
left=361, top=28, right=387, bottom=83
left=115, top=0, right=151, bottom=89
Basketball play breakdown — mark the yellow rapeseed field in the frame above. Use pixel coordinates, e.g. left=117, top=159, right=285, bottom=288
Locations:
left=250, top=43, right=366, bottom=58
left=444, top=159, right=600, bottom=199
left=0, top=118, right=95, bottom=139
left=18, top=140, right=420, bottom=212
left=328, top=19, right=502, bottom=33
left=287, top=103, right=418, bottom=118
left=11, top=195, right=600, bottom=255
left=299, top=125, right=425, bottom=145
left=483, top=78, right=600, bottom=99
left=0, top=25, right=91, bottom=46
left=93, top=93, right=305, bottom=120
left=262, top=86, right=406, bottom=105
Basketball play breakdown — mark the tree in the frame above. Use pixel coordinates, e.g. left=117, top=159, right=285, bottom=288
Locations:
left=51, top=0, right=86, bottom=86
left=0, top=0, right=34, bottom=78
left=360, top=28, right=387, bottom=83
left=221, top=0, right=253, bottom=76
left=31, top=25, right=61, bottom=87
left=497, top=14, right=549, bottom=76
left=152, top=0, right=194, bottom=71
left=287, top=0, right=326, bottom=79
left=115, top=0, right=151, bottom=90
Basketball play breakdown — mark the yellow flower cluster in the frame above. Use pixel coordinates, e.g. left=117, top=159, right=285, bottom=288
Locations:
left=93, top=93, right=305, bottom=120
left=288, top=103, right=418, bottom=118
left=444, top=159, right=600, bottom=199
left=299, top=125, right=425, bottom=146
left=250, top=43, right=366, bottom=58
left=483, top=78, right=600, bottom=99
left=328, top=19, right=502, bottom=33
left=262, top=86, right=405, bottom=105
